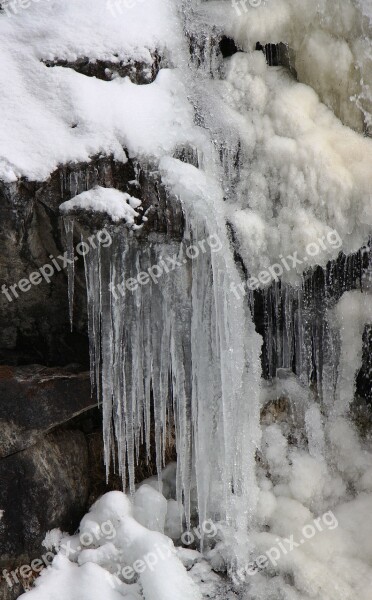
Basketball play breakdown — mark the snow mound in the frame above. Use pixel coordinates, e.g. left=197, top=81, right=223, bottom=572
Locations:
left=20, top=489, right=202, bottom=600
left=60, top=186, right=143, bottom=225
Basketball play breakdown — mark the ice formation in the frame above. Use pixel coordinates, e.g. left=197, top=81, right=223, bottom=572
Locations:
left=333, top=290, right=372, bottom=416
left=5, top=0, right=372, bottom=598
left=200, top=0, right=372, bottom=273
left=69, top=157, right=263, bottom=539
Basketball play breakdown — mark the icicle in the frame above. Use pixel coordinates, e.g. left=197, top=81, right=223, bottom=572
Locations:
left=178, top=181, right=262, bottom=557
left=78, top=189, right=262, bottom=555
left=83, top=238, right=102, bottom=403
left=282, top=284, right=294, bottom=370
left=63, top=218, right=75, bottom=331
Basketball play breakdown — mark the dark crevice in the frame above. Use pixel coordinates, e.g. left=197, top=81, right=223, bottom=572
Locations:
left=219, top=36, right=238, bottom=58
left=256, top=41, right=297, bottom=77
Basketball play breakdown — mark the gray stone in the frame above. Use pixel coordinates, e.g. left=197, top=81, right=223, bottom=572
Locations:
left=0, top=430, right=89, bottom=568
left=42, top=51, right=163, bottom=85
left=0, top=364, right=94, bottom=458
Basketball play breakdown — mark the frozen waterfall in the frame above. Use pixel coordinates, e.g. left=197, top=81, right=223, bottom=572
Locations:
left=64, top=158, right=263, bottom=543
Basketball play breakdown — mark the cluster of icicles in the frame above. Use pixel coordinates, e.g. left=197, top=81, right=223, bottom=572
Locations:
left=64, top=205, right=372, bottom=532
left=64, top=201, right=262, bottom=533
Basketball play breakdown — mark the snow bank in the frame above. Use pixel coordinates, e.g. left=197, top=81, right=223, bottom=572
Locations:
left=3, top=0, right=182, bottom=65
left=17, top=555, right=139, bottom=600
left=0, top=0, right=200, bottom=182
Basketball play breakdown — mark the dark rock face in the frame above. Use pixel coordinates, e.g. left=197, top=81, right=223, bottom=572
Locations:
left=0, top=580, right=24, bottom=600
left=219, top=37, right=238, bottom=59
left=0, top=154, right=185, bottom=367
left=0, top=365, right=99, bottom=598
left=0, top=365, right=94, bottom=458
left=0, top=155, right=131, bottom=366
left=0, top=429, right=89, bottom=566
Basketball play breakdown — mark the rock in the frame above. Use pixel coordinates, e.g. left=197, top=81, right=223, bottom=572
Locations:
left=42, top=51, right=163, bottom=85
left=350, top=394, right=372, bottom=438
left=0, top=430, right=89, bottom=568
left=0, top=153, right=185, bottom=366
left=0, top=364, right=94, bottom=458
left=260, top=396, right=292, bottom=426
left=0, top=579, right=24, bottom=600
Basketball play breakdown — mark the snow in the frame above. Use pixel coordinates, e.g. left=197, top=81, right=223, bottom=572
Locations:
left=18, top=556, right=139, bottom=600
left=19, top=400, right=372, bottom=600
left=20, top=489, right=202, bottom=600
left=195, top=0, right=372, bottom=279
left=205, top=0, right=372, bottom=132
left=248, top=406, right=372, bottom=600
left=248, top=363, right=372, bottom=600
left=2, top=0, right=182, bottom=64
left=0, top=0, right=199, bottom=182
left=220, top=49, right=372, bottom=277
left=133, top=485, right=168, bottom=533
left=60, top=186, right=142, bottom=225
